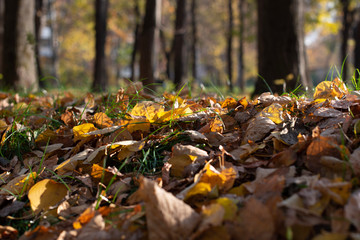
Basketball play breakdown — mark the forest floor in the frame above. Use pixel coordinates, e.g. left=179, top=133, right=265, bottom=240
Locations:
left=0, top=78, right=359, bottom=239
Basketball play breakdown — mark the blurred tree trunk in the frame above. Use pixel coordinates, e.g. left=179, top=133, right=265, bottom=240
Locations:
left=172, top=0, right=187, bottom=89
left=139, top=0, right=162, bottom=90
left=47, top=0, right=59, bottom=84
left=92, top=0, right=109, bottom=92
left=237, top=0, right=245, bottom=91
left=253, top=0, right=311, bottom=96
left=2, top=0, right=38, bottom=92
left=354, top=21, right=360, bottom=79
left=35, top=0, right=44, bottom=88
left=190, top=0, right=198, bottom=84
left=0, top=1, right=4, bottom=74
left=227, top=0, right=233, bottom=91
left=130, top=0, right=141, bottom=82
left=340, top=0, right=352, bottom=82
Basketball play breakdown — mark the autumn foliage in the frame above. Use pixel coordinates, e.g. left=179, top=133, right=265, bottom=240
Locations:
left=1, top=79, right=360, bottom=239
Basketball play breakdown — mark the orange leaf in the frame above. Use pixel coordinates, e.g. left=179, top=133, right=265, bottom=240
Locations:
left=93, top=112, right=113, bottom=128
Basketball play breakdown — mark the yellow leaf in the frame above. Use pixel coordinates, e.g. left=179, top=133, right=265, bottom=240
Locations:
left=131, top=101, right=164, bottom=122
left=200, top=164, right=227, bottom=188
left=156, top=107, right=193, bottom=122
left=216, top=197, right=238, bottom=220
left=199, top=163, right=236, bottom=192
left=28, top=179, right=67, bottom=215
left=259, top=103, right=284, bottom=124
left=168, top=155, right=197, bottom=177
left=122, top=119, right=150, bottom=133
left=313, top=78, right=348, bottom=99
left=210, top=117, right=224, bottom=132
left=0, top=172, right=37, bottom=196
left=228, top=184, right=250, bottom=197
left=73, top=123, right=97, bottom=142
left=184, top=182, right=212, bottom=200
left=90, top=164, right=115, bottom=185
left=93, top=112, right=113, bottom=128
left=0, top=119, right=8, bottom=131
left=163, top=92, right=184, bottom=105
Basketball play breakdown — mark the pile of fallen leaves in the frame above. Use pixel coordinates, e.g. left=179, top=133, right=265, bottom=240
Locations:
left=1, top=78, right=360, bottom=239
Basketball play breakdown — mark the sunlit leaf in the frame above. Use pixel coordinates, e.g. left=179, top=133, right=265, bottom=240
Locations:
left=259, top=103, right=284, bottom=124
left=131, top=101, right=164, bottom=123
left=93, top=112, right=113, bottom=128
left=28, top=179, right=68, bottom=215
left=221, top=97, right=237, bottom=109
left=313, top=78, right=348, bottom=100
left=73, top=123, right=98, bottom=142
left=184, top=182, right=212, bottom=200
left=216, top=197, right=237, bottom=220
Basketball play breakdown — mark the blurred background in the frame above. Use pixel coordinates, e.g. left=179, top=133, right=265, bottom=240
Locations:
left=1, top=0, right=360, bottom=96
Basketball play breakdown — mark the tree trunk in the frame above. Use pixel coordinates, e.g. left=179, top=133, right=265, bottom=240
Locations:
left=130, top=0, right=141, bottom=82
left=190, top=0, right=198, bottom=84
left=139, top=0, right=162, bottom=90
left=340, top=0, right=351, bottom=82
left=227, top=0, right=233, bottom=91
left=47, top=0, right=59, bottom=84
left=253, top=0, right=310, bottom=96
left=92, top=0, right=109, bottom=92
left=172, top=0, right=187, bottom=89
left=2, top=0, right=38, bottom=92
left=354, top=21, right=360, bottom=80
left=35, top=0, right=44, bottom=88
left=0, top=1, right=4, bottom=74
left=237, top=0, right=245, bottom=91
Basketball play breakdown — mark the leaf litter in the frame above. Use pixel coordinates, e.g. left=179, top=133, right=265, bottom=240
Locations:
left=1, top=79, right=360, bottom=239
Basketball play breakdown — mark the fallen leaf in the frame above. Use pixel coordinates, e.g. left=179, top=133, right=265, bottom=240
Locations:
left=136, top=177, right=201, bottom=240
left=73, top=123, right=98, bottom=142
left=93, top=112, right=113, bottom=128
left=313, top=78, right=348, bottom=99
left=259, top=103, right=284, bottom=124
left=244, top=116, right=276, bottom=142
left=28, top=179, right=68, bottom=215
left=0, top=172, right=37, bottom=196
left=227, top=197, right=275, bottom=240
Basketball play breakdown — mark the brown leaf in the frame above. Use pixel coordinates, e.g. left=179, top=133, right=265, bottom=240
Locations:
left=0, top=225, right=18, bottom=240
left=136, top=177, right=201, bottom=240
left=227, top=197, right=274, bottom=240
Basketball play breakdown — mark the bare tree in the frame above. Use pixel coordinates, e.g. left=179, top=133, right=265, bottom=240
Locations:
left=2, top=0, right=38, bottom=92
left=190, top=0, right=198, bottom=84
left=227, top=0, right=234, bottom=91
left=340, top=0, right=353, bottom=82
left=139, top=0, right=162, bottom=90
left=253, top=0, right=311, bottom=96
left=0, top=1, right=4, bottom=74
left=237, top=0, right=245, bottom=91
left=130, top=0, right=141, bottom=82
left=172, top=0, right=187, bottom=89
left=35, top=0, right=44, bottom=88
left=92, top=0, right=109, bottom=92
